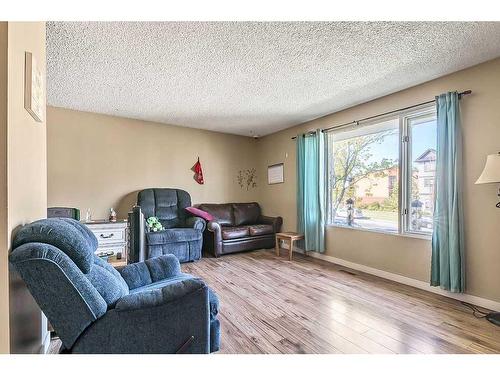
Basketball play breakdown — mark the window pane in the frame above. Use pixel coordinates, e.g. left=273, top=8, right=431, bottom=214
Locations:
left=328, top=118, right=399, bottom=233
left=408, top=116, right=437, bottom=234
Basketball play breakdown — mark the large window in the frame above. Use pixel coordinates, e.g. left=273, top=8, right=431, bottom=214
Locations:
left=327, top=105, right=437, bottom=237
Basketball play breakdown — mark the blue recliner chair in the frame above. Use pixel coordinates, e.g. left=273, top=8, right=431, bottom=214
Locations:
left=129, top=188, right=205, bottom=263
left=9, top=218, right=220, bottom=354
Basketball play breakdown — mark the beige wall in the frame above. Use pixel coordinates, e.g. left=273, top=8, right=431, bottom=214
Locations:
left=47, top=58, right=500, bottom=305
left=47, top=107, right=260, bottom=220
left=257, top=58, right=500, bottom=303
left=7, top=22, right=47, bottom=243
left=0, top=22, right=47, bottom=354
left=0, top=22, right=8, bottom=354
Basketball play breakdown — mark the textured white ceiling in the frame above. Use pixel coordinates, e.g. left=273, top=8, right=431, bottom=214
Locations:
left=47, top=22, right=500, bottom=136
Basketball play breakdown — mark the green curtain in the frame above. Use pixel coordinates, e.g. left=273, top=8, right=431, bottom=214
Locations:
left=297, top=129, right=326, bottom=253
left=431, top=92, right=465, bottom=293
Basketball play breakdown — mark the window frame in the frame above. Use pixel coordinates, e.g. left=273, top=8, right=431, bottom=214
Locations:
left=327, top=103, right=436, bottom=239
left=400, top=104, right=437, bottom=238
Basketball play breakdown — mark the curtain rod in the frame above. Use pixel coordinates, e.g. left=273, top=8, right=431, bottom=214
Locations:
left=291, top=90, right=472, bottom=140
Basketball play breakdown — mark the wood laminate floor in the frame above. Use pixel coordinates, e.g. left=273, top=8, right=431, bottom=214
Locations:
left=182, top=250, right=500, bottom=354
left=48, top=249, right=500, bottom=354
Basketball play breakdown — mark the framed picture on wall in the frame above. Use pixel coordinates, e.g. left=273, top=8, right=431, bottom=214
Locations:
left=24, top=51, right=44, bottom=123
left=268, top=163, right=284, bottom=184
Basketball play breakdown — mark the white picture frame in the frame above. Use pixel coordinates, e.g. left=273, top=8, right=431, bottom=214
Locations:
left=24, top=51, right=44, bottom=123
left=267, top=163, right=284, bottom=184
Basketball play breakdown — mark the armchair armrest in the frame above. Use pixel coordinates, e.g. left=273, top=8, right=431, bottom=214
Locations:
left=71, top=278, right=211, bottom=353
left=119, top=254, right=181, bottom=290
left=259, top=215, right=283, bottom=232
left=116, top=278, right=205, bottom=312
left=183, top=216, right=206, bottom=231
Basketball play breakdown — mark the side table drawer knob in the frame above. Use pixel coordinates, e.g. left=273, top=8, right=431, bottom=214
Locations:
left=100, top=233, right=114, bottom=239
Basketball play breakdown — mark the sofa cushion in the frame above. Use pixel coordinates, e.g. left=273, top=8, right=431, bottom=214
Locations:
left=221, top=226, right=249, bottom=240
left=146, top=228, right=202, bottom=245
left=144, top=254, right=182, bottom=282
left=248, top=224, right=274, bottom=236
left=233, top=203, right=261, bottom=226
left=198, top=203, right=234, bottom=226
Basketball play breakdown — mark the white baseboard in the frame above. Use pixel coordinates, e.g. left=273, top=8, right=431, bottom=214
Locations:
left=279, top=241, right=500, bottom=311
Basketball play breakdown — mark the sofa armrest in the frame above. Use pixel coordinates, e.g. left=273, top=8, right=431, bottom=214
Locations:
left=119, top=254, right=181, bottom=290
left=116, top=278, right=205, bottom=312
left=207, top=221, right=222, bottom=241
left=183, top=216, right=206, bottom=231
left=258, top=215, right=283, bottom=233
left=205, top=221, right=223, bottom=257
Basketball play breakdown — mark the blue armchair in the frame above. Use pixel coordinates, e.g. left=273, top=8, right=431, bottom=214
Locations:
left=129, top=188, right=205, bottom=263
left=9, top=218, right=220, bottom=354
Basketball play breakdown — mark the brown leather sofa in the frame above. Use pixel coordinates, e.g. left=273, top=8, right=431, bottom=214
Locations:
left=197, top=202, right=282, bottom=257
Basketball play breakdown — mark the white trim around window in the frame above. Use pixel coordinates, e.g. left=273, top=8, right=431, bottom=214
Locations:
left=326, top=103, right=437, bottom=239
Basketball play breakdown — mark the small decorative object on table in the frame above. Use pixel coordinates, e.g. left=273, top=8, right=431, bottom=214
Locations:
left=85, top=208, right=92, bottom=223
left=275, top=232, right=305, bottom=261
left=109, top=207, right=117, bottom=222
left=146, top=216, right=164, bottom=232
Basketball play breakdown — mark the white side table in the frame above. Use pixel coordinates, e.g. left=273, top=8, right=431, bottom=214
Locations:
left=84, top=220, right=128, bottom=268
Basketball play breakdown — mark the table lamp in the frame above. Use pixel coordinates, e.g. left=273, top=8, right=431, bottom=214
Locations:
left=476, top=152, right=500, bottom=208
left=475, top=152, right=500, bottom=326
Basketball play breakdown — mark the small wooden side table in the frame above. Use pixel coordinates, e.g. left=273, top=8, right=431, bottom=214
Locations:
left=275, top=232, right=304, bottom=261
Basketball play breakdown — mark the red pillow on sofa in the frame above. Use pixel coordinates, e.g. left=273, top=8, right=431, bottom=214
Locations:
left=185, top=206, right=214, bottom=221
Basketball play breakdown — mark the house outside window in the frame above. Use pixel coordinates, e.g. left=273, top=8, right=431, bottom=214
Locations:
left=424, top=160, right=435, bottom=172
left=327, top=104, right=437, bottom=236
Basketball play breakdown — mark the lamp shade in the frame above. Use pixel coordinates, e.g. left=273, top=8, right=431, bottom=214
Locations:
left=476, top=153, right=500, bottom=184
